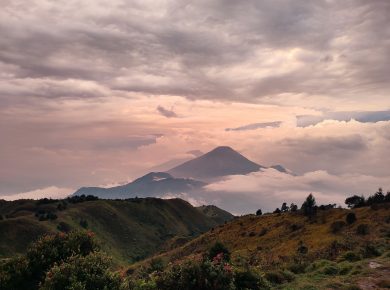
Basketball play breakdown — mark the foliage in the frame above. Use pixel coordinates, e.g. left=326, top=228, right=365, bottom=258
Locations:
left=0, top=231, right=98, bottom=290
left=234, top=269, right=269, bottom=290
left=346, top=212, right=357, bottom=225
left=345, top=188, right=390, bottom=208
left=208, top=242, right=231, bottom=262
left=67, top=195, right=99, bottom=204
left=290, top=203, right=298, bottom=212
left=40, top=253, right=121, bottom=290
left=256, top=209, right=262, bottom=216
left=281, top=203, right=289, bottom=212
left=356, top=224, right=369, bottom=235
left=79, top=219, right=88, bottom=229
left=155, top=257, right=235, bottom=290
left=57, top=221, right=72, bottom=233
left=330, top=220, right=346, bottom=233
left=301, top=194, right=317, bottom=217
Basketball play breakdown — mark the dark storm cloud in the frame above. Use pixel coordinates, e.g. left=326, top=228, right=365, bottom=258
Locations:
left=225, top=121, right=282, bottom=131
left=157, top=106, right=178, bottom=118
left=0, top=0, right=389, bottom=101
left=297, top=111, right=390, bottom=127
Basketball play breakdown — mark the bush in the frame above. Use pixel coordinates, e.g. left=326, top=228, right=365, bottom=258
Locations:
left=264, top=270, right=293, bottom=284
left=208, top=242, right=230, bottom=262
left=264, top=271, right=285, bottom=284
left=80, top=219, right=88, bottom=229
left=338, top=262, right=353, bottom=275
left=341, top=251, right=361, bottom=262
left=1, top=231, right=98, bottom=290
left=322, top=264, right=339, bottom=275
left=330, top=220, right=346, bottom=233
left=356, top=224, right=369, bottom=235
left=234, top=269, right=270, bottom=290
left=256, top=209, right=262, bottom=216
left=361, top=244, right=381, bottom=258
left=57, top=222, right=71, bottom=233
left=155, top=258, right=235, bottom=290
left=258, top=228, right=267, bottom=237
left=40, top=253, right=121, bottom=290
left=301, top=194, right=317, bottom=217
left=346, top=212, right=357, bottom=225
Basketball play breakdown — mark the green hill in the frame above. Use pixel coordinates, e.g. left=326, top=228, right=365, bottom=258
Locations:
left=196, top=205, right=235, bottom=224
left=128, top=204, right=390, bottom=289
left=0, top=197, right=231, bottom=265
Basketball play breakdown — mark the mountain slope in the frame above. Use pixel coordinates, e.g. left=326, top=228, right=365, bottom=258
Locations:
left=0, top=198, right=232, bottom=265
left=196, top=205, right=235, bottom=224
left=73, top=172, right=205, bottom=199
left=167, top=146, right=264, bottom=180
left=139, top=205, right=390, bottom=269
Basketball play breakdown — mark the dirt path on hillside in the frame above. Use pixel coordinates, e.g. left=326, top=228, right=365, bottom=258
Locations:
left=357, top=261, right=390, bottom=289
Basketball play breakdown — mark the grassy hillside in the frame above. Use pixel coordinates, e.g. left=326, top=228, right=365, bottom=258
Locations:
left=0, top=197, right=231, bottom=265
left=148, top=205, right=389, bottom=265
left=128, top=204, right=390, bottom=289
left=196, top=205, right=234, bottom=224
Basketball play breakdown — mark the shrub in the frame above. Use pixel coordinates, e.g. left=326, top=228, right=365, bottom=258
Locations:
left=208, top=242, right=230, bottom=262
left=40, top=253, right=121, bottom=290
left=256, top=209, right=262, bottom=216
left=264, top=270, right=293, bottom=284
left=290, top=203, right=298, bottom=212
left=346, top=212, right=357, bottom=225
left=264, top=271, right=285, bottom=284
left=297, top=241, right=308, bottom=255
left=258, top=228, right=267, bottom=237
left=322, top=264, right=339, bottom=275
left=290, top=223, right=302, bottom=232
left=155, top=258, right=235, bottom=290
left=234, top=269, right=270, bottom=290
left=330, top=220, right=346, bottom=233
left=361, top=244, right=381, bottom=258
left=356, top=224, right=369, bottom=235
left=57, top=222, right=71, bottom=233
left=338, top=262, right=353, bottom=275
left=1, top=231, right=99, bottom=290
left=341, top=251, right=361, bottom=262
left=79, top=219, right=88, bottom=228
left=288, top=261, right=308, bottom=274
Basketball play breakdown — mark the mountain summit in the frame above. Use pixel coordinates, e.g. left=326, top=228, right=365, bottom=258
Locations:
left=167, top=146, right=264, bottom=180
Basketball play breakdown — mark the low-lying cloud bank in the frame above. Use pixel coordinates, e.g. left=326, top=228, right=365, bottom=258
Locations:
left=191, top=168, right=390, bottom=214
left=1, top=186, right=73, bottom=201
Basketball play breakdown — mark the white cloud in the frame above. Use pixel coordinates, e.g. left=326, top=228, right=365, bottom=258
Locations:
left=202, top=168, right=390, bottom=214
left=1, top=186, right=73, bottom=201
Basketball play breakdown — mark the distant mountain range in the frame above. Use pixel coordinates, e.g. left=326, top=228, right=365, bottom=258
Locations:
left=73, top=172, right=205, bottom=199
left=167, top=146, right=265, bottom=180
left=73, top=146, right=288, bottom=199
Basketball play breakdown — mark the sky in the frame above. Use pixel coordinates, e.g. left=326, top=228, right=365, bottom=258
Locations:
left=1, top=0, right=389, bottom=211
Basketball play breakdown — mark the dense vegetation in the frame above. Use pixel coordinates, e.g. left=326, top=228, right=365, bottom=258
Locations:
left=0, top=197, right=232, bottom=265
left=1, top=189, right=389, bottom=289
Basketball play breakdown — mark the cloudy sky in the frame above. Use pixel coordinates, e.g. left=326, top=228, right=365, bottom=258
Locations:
left=1, top=0, right=389, bottom=211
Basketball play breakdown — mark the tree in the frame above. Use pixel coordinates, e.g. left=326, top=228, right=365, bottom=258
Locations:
left=367, top=188, right=385, bottom=205
left=345, top=195, right=365, bottom=208
left=301, top=194, right=317, bottom=217
left=273, top=208, right=281, bottom=214
left=290, top=203, right=298, bottom=212
left=281, top=202, right=289, bottom=212
left=346, top=212, right=357, bottom=225
left=256, top=209, right=262, bottom=216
